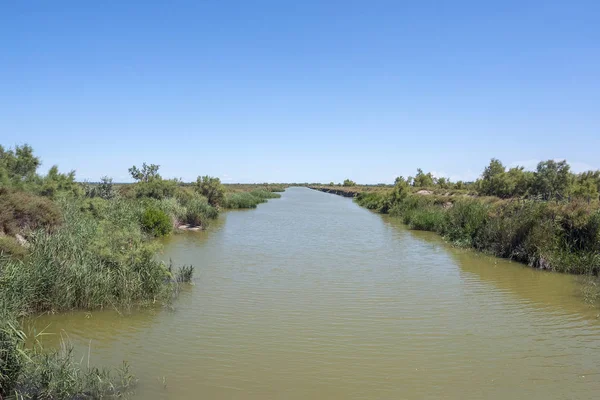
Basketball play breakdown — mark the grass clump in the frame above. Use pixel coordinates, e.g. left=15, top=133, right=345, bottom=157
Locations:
left=176, top=265, right=195, bottom=283
left=0, top=236, right=28, bottom=259
left=224, top=190, right=281, bottom=209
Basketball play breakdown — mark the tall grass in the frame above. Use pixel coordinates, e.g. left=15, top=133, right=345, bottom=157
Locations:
left=224, top=190, right=281, bottom=209
left=1, top=309, right=135, bottom=398
left=0, top=197, right=192, bottom=317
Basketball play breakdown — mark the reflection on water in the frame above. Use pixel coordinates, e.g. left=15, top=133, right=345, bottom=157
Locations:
left=31, top=187, right=600, bottom=399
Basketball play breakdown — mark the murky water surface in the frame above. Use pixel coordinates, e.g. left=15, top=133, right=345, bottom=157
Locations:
left=32, top=187, right=600, bottom=399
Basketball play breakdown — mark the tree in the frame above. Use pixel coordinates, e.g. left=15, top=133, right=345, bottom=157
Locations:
left=390, top=176, right=410, bottom=205
left=128, top=163, right=161, bottom=183
left=343, top=179, right=356, bottom=187
left=97, top=176, right=116, bottom=199
left=572, top=170, right=600, bottom=200
left=531, top=160, right=571, bottom=200
left=0, top=144, right=40, bottom=185
left=435, top=177, right=450, bottom=189
left=128, top=163, right=177, bottom=199
left=505, top=166, right=533, bottom=197
left=478, top=158, right=507, bottom=196
left=40, top=165, right=80, bottom=198
left=195, top=176, right=225, bottom=206
left=413, top=169, right=434, bottom=187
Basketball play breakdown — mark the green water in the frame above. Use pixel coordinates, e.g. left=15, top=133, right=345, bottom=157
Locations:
left=31, top=187, right=600, bottom=399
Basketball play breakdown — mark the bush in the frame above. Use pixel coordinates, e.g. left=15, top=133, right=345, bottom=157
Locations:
left=183, top=197, right=218, bottom=227
left=140, top=207, right=172, bottom=237
left=134, top=179, right=178, bottom=200
left=0, top=190, right=62, bottom=236
left=356, top=191, right=389, bottom=212
left=441, top=199, right=489, bottom=246
left=404, top=207, right=445, bottom=231
left=195, top=176, right=225, bottom=207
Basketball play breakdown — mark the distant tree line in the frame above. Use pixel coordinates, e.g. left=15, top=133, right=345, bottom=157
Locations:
left=336, top=158, right=600, bottom=201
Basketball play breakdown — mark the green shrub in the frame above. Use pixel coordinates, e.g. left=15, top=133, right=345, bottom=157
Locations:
left=356, top=191, right=390, bottom=212
left=441, top=199, right=489, bottom=246
left=0, top=190, right=62, bottom=236
left=404, top=207, right=445, bottom=231
left=140, top=207, right=172, bottom=237
left=195, top=176, right=225, bottom=207
left=134, top=179, right=178, bottom=200
left=183, top=197, right=218, bottom=226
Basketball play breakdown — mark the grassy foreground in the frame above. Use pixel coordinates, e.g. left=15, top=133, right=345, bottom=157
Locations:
left=0, top=145, right=283, bottom=398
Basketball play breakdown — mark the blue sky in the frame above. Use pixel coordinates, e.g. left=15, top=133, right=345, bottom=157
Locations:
left=2, top=1, right=599, bottom=183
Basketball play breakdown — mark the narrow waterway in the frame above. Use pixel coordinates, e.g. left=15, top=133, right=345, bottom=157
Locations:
left=32, top=187, right=600, bottom=399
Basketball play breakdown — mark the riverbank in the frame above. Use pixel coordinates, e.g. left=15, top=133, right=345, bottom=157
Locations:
left=310, top=185, right=600, bottom=277
left=0, top=144, right=284, bottom=398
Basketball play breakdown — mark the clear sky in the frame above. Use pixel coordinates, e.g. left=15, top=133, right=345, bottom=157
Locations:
left=2, top=1, right=599, bottom=183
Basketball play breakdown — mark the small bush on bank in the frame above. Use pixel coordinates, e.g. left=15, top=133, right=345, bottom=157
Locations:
left=140, top=207, right=172, bottom=237
left=183, top=197, right=218, bottom=226
left=0, top=190, right=62, bottom=236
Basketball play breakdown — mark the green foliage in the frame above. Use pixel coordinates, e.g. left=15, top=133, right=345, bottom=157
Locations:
left=183, top=197, right=218, bottom=226
left=134, top=178, right=178, bottom=200
left=128, top=162, right=161, bottom=183
left=413, top=168, right=434, bottom=187
left=84, top=176, right=116, bottom=200
left=128, top=162, right=177, bottom=200
left=0, top=198, right=181, bottom=316
left=435, top=177, right=450, bottom=189
left=39, top=165, right=81, bottom=198
left=356, top=191, right=389, bottom=212
left=477, top=159, right=533, bottom=198
left=531, top=160, right=571, bottom=200
left=572, top=170, right=600, bottom=200
left=224, top=190, right=281, bottom=209
left=342, top=179, right=356, bottom=187
left=0, top=144, right=40, bottom=187
left=140, top=207, right=172, bottom=237
left=176, top=265, right=195, bottom=283
left=441, top=199, right=490, bottom=246
left=0, top=312, right=135, bottom=398
left=0, top=190, right=62, bottom=236
left=0, top=236, right=28, bottom=259
left=195, top=176, right=225, bottom=206
left=356, top=187, right=600, bottom=274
